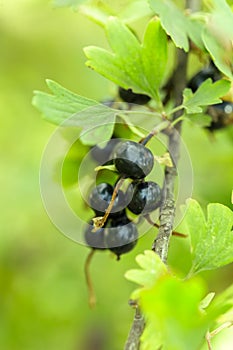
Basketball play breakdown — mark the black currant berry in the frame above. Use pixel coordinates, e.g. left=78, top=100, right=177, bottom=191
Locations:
left=88, top=183, right=127, bottom=217
left=114, top=141, right=154, bottom=179
left=127, top=181, right=162, bottom=215
left=84, top=222, right=106, bottom=250
left=188, top=64, right=221, bottom=92
left=207, top=101, right=233, bottom=131
left=119, top=87, right=151, bottom=105
left=105, top=218, right=138, bottom=259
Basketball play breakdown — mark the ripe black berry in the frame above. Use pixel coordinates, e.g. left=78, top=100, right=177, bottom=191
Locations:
left=88, top=183, right=127, bottom=217
left=114, top=141, right=154, bottom=179
left=127, top=181, right=162, bottom=215
left=105, top=218, right=138, bottom=259
left=84, top=222, right=106, bottom=250
left=119, top=87, right=151, bottom=105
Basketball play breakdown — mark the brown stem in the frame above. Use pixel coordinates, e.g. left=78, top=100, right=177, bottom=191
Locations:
left=124, top=306, right=145, bottom=350
left=84, top=249, right=96, bottom=308
left=139, top=120, right=170, bottom=146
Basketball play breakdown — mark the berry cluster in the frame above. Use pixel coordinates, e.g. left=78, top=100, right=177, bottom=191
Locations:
left=188, top=63, right=233, bottom=131
left=85, top=140, right=162, bottom=260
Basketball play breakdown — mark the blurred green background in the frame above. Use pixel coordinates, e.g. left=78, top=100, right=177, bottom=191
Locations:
left=1, top=1, right=233, bottom=349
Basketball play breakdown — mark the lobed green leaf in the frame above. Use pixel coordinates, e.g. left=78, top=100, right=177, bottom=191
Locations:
left=183, top=79, right=231, bottom=114
left=84, top=17, right=168, bottom=102
left=125, top=250, right=167, bottom=294
left=184, top=113, right=212, bottom=127
left=32, top=80, right=98, bottom=124
left=185, top=199, right=233, bottom=275
left=142, top=18, right=168, bottom=92
left=72, top=105, right=116, bottom=145
left=32, top=80, right=118, bottom=145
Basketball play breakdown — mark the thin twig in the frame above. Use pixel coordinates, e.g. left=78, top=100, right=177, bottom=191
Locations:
left=206, top=332, right=212, bottom=350
left=139, top=120, right=170, bottom=145
left=206, top=322, right=233, bottom=350
left=124, top=306, right=145, bottom=350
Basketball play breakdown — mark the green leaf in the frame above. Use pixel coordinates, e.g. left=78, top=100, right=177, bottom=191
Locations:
left=183, top=79, right=231, bottom=114
left=149, top=0, right=190, bottom=51
left=85, top=46, right=132, bottom=86
left=125, top=250, right=167, bottom=298
left=140, top=276, right=211, bottom=350
left=202, top=0, right=233, bottom=79
left=32, top=80, right=117, bottom=145
left=184, top=112, right=212, bottom=127
left=72, top=105, right=116, bottom=145
left=142, top=18, right=168, bottom=92
left=105, top=18, right=143, bottom=83
left=187, top=15, right=206, bottom=51
left=117, top=114, right=146, bottom=138
left=185, top=199, right=233, bottom=275
left=84, top=17, right=167, bottom=102
left=32, top=80, right=98, bottom=124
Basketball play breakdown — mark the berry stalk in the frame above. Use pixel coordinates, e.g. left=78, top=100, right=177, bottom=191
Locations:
left=84, top=249, right=97, bottom=308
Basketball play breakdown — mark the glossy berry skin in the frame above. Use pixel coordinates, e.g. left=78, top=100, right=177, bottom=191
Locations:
left=84, top=222, right=106, bottom=250
left=119, top=87, right=151, bottom=105
left=105, top=218, right=138, bottom=259
left=127, top=181, right=162, bottom=215
left=88, top=183, right=127, bottom=217
left=114, top=141, right=154, bottom=179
